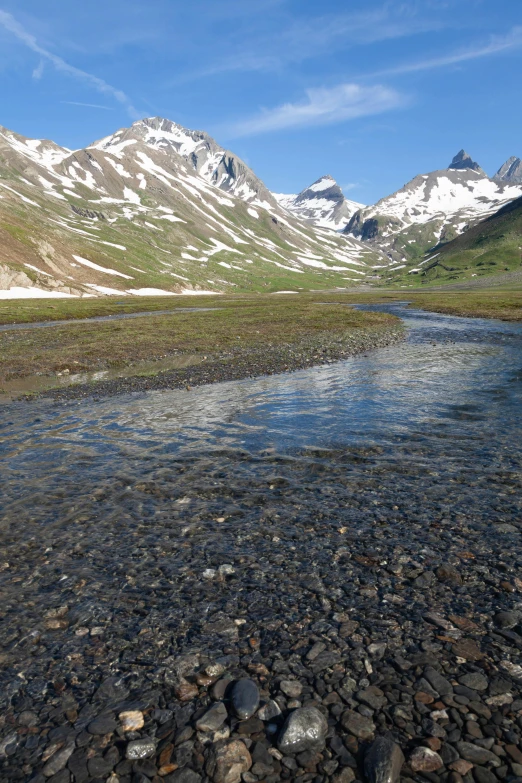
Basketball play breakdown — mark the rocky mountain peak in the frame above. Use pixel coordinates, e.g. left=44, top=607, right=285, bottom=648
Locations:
left=294, top=175, right=344, bottom=205
left=448, top=149, right=485, bottom=174
left=495, top=156, right=522, bottom=184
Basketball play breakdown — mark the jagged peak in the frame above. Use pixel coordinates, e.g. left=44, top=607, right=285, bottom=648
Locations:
left=448, top=149, right=484, bottom=174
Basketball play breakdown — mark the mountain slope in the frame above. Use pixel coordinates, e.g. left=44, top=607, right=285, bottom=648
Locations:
left=0, top=120, right=383, bottom=298
left=495, top=156, right=522, bottom=185
left=273, top=175, right=364, bottom=231
left=405, top=195, right=522, bottom=284
left=344, top=151, right=522, bottom=267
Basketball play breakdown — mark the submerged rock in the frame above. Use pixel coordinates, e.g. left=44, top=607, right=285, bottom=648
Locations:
left=230, top=679, right=260, bottom=720
left=364, top=736, right=405, bottom=783
left=277, top=707, right=328, bottom=754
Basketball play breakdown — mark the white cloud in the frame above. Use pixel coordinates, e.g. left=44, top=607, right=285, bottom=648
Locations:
left=62, top=101, right=114, bottom=110
left=0, top=10, right=139, bottom=118
left=367, top=25, right=522, bottom=78
left=227, top=83, right=407, bottom=137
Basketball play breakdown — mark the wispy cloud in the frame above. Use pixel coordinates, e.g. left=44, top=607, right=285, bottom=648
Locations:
left=32, top=59, right=44, bottom=80
left=0, top=10, right=139, bottom=118
left=227, top=83, right=407, bottom=137
left=169, top=2, right=445, bottom=84
left=62, top=101, right=114, bottom=110
left=365, top=25, right=522, bottom=78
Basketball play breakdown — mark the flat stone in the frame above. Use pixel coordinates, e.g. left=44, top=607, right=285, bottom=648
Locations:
left=494, top=612, right=520, bottom=630
left=452, top=639, right=484, bottom=661
left=126, top=738, right=156, bottom=760
left=230, top=679, right=260, bottom=720
left=450, top=760, right=474, bottom=775
left=409, top=747, right=443, bottom=772
left=436, top=564, right=463, bottom=585
left=206, top=740, right=252, bottom=783
left=195, top=702, right=228, bottom=732
left=455, top=742, right=501, bottom=767
left=364, top=735, right=405, bottom=783
left=119, top=710, right=144, bottom=731
left=280, top=680, right=303, bottom=698
left=87, top=714, right=117, bottom=735
left=277, top=707, right=328, bottom=754
left=459, top=674, right=488, bottom=692
left=356, top=686, right=387, bottom=710
left=42, top=744, right=75, bottom=777
left=473, top=766, right=498, bottom=783
left=424, top=666, right=453, bottom=696
left=341, top=710, right=375, bottom=740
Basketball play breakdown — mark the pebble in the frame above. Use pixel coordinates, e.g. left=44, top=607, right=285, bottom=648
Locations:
left=119, top=709, right=145, bottom=731
left=195, top=702, right=228, bottom=732
left=455, top=742, right=502, bottom=767
left=125, top=738, right=156, bottom=760
left=277, top=707, right=328, bottom=754
left=341, top=710, right=376, bottom=740
left=364, top=735, right=405, bottom=783
left=230, top=679, right=260, bottom=720
left=409, top=747, right=444, bottom=772
left=206, top=739, right=252, bottom=783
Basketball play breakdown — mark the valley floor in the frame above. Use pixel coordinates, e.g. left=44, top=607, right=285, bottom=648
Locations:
left=1, top=289, right=521, bottom=400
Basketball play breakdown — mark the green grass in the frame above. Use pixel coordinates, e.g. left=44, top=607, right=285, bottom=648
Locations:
left=0, top=294, right=399, bottom=382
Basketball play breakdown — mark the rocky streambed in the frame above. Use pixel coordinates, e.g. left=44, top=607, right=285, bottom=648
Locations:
left=0, top=305, right=521, bottom=783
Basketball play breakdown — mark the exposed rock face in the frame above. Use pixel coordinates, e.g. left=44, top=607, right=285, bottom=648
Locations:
left=448, top=149, right=485, bottom=175
left=495, top=156, right=522, bottom=184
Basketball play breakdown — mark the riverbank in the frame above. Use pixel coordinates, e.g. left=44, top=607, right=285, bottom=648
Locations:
left=0, top=296, right=402, bottom=400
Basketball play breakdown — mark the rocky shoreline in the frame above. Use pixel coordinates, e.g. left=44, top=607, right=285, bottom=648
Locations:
left=26, top=325, right=404, bottom=403
left=2, top=314, right=522, bottom=783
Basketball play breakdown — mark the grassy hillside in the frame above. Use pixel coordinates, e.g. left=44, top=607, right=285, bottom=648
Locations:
left=390, top=196, right=522, bottom=286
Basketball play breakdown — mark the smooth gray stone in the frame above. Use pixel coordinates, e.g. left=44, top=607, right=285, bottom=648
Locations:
left=424, top=666, right=453, bottom=696
left=230, top=679, right=260, bottom=720
left=455, top=742, right=501, bottom=767
left=364, top=736, right=405, bottom=783
left=195, top=702, right=228, bottom=732
left=277, top=707, right=328, bottom=754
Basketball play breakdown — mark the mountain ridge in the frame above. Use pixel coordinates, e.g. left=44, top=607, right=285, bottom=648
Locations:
left=0, top=117, right=382, bottom=298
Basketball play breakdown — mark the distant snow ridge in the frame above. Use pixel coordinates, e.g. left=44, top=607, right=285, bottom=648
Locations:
left=273, top=175, right=364, bottom=231
left=344, top=150, right=522, bottom=263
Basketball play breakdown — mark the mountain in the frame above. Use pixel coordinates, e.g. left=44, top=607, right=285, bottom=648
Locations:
left=344, top=151, right=522, bottom=267
left=388, top=194, right=522, bottom=285
left=448, top=149, right=485, bottom=175
left=0, top=119, right=384, bottom=298
left=273, top=175, right=364, bottom=231
left=494, top=156, right=522, bottom=185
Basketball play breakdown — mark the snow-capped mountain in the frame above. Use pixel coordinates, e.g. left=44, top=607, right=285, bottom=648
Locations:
left=91, top=117, right=277, bottom=207
left=273, top=175, right=364, bottom=231
left=344, top=151, right=522, bottom=264
left=494, top=156, right=522, bottom=185
left=0, top=119, right=382, bottom=298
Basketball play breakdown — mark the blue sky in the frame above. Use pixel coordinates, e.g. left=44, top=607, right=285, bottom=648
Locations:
left=0, top=0, right=521, bottom=204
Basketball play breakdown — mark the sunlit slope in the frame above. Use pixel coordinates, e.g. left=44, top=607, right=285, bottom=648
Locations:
left=0, top=119, right=383, bottom=297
